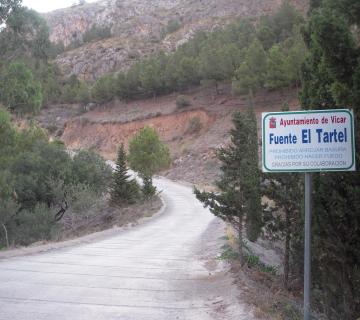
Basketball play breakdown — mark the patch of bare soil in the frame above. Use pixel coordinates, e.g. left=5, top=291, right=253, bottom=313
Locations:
left=229, top=261, right=304, bottom=320
left=45, top=84, right=300, bottom=187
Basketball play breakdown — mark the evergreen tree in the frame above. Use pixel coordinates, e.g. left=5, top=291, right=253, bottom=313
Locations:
left=244, top=105, right=262, bottom=241
left=300, top=1, right=360, bottom=318
left=110, top=144, right=140, bottom=206
left=91, top=75, right=115, bottom=103
left=195, top=111, right=262, bottom=263
left=265, top=45, right=291, bottom=90
left=0, top=62, right=43, bottom=114
left=283, top=29, right=308, bottom=86
left=262, top=101, right=303, bottom=289
left=232, top=38, right=267, bottom=95
left=262, top=171, right=303, bottom=289
left=0, top=7, right=51, bottom=63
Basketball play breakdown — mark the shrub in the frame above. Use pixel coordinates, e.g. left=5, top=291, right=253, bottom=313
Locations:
left=166, top=19, right=182, bottom=34
left=10, top=204, right=55, bottom=246
left=186, top=116, right=202, bottom=134
left=83, top=25, right=111, bottom=44
left=0, top=63, right=43, bottom=114
left=71, top=150, right=113, bottom=194
left=91, top=75, right=115, bottom=103
left=176, top=95, right=191, bottom=108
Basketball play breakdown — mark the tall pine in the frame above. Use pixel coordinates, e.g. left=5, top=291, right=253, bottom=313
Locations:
left=110, top=144, right=139, bottom=206
left=195, top=110, right=262, bottom=263
left=262, top=103, right=303, bottom=289
left=244, top=105, right=263, bottom=242
left=300, top=1, right=360, bottom=318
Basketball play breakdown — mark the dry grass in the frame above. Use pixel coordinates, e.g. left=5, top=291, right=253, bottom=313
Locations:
left=55, top=197, right=162, bottom=241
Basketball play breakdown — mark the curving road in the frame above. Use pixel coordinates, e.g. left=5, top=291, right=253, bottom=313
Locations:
left=0, top=177, right=255, bottom=320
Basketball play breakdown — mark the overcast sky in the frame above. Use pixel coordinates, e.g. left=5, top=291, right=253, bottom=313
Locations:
left=22, top=0, right=97, bottom=13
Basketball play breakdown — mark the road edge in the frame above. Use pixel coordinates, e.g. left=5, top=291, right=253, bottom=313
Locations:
left=0, top=196, right=167, bottom=261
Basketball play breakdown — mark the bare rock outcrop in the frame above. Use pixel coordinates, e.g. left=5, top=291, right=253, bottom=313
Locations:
left=45, top=0, right=308, bottom=81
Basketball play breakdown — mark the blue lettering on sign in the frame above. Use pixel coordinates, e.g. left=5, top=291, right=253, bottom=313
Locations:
left=302, top=129, right=311, bottom=144
left=316, top=128, right=347, bottom=143
left=269, top=128, right=348, bottom=145
left=269, top=133, right=297, bottom=144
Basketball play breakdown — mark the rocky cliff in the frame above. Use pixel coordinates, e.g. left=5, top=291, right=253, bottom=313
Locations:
left=45, top=0, right=308, bottom=81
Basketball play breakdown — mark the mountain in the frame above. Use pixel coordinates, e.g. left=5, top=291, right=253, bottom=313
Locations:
left=44, top=0, right=308, bottom=81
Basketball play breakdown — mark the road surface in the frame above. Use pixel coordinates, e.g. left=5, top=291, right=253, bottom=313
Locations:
left=0, top=177, right=255, bottom=320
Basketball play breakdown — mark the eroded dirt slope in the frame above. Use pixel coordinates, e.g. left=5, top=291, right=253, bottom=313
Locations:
left=57, top=85, right=300, bottom=186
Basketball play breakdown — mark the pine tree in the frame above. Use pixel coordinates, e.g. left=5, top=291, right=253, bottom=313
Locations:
left=300, top=1, right=360, bottom=318
left=262, top=172, right=303, bottom=289
left=265, top=45, right=291, bottom=90
left=195, top=110, right=262, bottom=263
left=232, top=38, right=267, bottom=95
left=244, top=105, right=262, bottom=241
left=110, top=144, right=139, bottom=206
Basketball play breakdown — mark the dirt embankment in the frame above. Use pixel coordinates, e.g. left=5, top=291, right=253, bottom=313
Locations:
left=62, top=109, right=215, bottom=160
left=55, top=85, right=300, bottom=186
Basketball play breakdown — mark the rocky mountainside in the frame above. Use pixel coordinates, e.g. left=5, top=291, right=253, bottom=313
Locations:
left=45, top=0, right=308, bottom=81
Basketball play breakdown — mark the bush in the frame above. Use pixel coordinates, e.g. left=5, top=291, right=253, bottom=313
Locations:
left=10, top=204, right=55, bottom=246
left=176, top=95, right=191, bottom=108
left=128, top=127, right=171, bottom=197
left=186, top=116, right=202, bottom=134
left=83, top=25, right=111, bottom=44
left=110, top=144, right=141, bottom=206
left=166, top=19, right=182, bottom=34
left=0, top=63, right=43, bottom=114
left=71, top=150, right=113, bottom=194
left=91, top=75, right=115, bottom=103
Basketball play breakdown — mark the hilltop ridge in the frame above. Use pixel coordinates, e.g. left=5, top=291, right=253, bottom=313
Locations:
left=44, top=0, right=308, bottom=81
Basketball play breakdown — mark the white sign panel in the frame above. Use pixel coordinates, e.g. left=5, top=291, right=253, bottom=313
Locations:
left=262, top=110, right=356, bottom=172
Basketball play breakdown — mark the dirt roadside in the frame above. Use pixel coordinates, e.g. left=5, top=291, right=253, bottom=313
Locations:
left=0, top=197, right=165, bottom=261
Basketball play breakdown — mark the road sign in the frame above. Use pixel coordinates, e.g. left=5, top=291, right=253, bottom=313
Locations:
left=262, top=109, right=356, bottom=173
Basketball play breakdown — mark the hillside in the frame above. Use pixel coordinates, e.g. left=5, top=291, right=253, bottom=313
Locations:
left=37, top=84, right=300, bottom=186
left=45, top=0, right=308, bottom=81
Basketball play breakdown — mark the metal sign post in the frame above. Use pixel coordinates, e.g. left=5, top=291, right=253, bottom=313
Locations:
left=261, top=109, right=356, bottom=319
left=304, top=172, right=312, bottom=320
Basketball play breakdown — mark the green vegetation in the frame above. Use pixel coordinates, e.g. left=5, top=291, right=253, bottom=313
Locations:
left=0, top=2, right=306, bottom=113
left=262, top=161, right=303, bottom=289
left=0, top=63, right=42, bottom=114
left=299, top=0, right=360, bottom=318
left=65, top=25, right=112, bottom=52
left=165, top=19, right=182, bottom=34
left=110, top=144, right=140, bottom=206
left=176, top=95, right=191, bottom=108
left=0, top=108, right=112, bottom=247
left=90, top=74, right=115, bottom=104
left=90, top=2, right=306, bottom=103
left=194, top=108, right=262, bottom=264
left=82, top=25, right=112, bottom=44
left=186, top=116, right=202, bottom=134
left=0, top=3, right=92, bottom=112
left=128, top=127, right=171, bottom=198
left=0, top=0, right=21, bottom=24
left=218, top=243, right=277, bottom=275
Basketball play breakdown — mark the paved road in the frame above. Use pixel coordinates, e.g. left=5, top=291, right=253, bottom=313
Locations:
left=0, top=178, right=254, bottom=320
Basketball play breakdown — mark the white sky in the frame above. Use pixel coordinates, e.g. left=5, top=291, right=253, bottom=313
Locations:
left=22, top=0, right=97, bottom=13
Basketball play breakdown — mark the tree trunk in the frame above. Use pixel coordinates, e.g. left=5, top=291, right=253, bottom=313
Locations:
left=248, top=89, right=255, bottom=108
left=215, top=81, right=219, bottom=95
left=1, top=223, right=9, bottom=248
left=238, top=214, right=244, bottom=265
left=284, top=208, right=291, bottom=289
